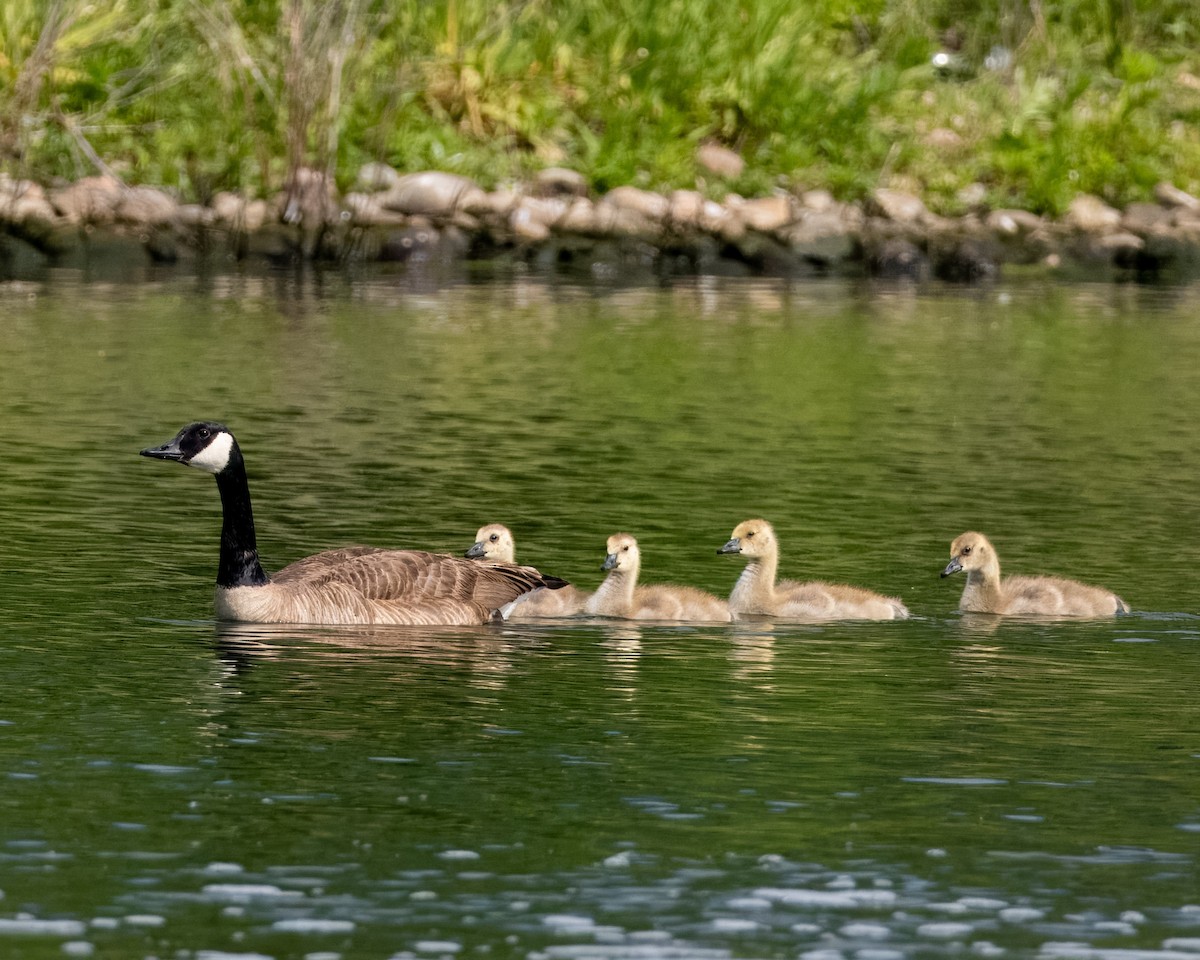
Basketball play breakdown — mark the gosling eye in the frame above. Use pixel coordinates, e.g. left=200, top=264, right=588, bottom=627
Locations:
left=962, top=545, right=972, bottom=555
left=622, top=545, right=630, bottom=552
left=489, top=534, right=499, bottom=542
left=745, top=531, right=755, bottom=539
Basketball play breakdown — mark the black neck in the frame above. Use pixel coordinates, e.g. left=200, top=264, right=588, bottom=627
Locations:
left=214, top=444, right=269, bottom=588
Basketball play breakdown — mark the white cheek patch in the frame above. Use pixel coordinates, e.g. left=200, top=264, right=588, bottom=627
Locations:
left=188, top=431, right=234, bottom=474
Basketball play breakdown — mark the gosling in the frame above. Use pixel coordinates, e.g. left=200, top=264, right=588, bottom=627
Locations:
left=718, top=519, right=908, bottom=621
left=584, top=532, right=731, bottom=622
left=465, top=523, right=589, bottom=617
left=941, top=531, right=1129, bottom=617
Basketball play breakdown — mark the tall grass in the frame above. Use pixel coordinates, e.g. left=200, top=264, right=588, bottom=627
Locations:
left=0, top=0, right=1197, bottom=214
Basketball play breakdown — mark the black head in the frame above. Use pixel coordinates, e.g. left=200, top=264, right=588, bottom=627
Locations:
left=140, top=422, right=237, bottom=474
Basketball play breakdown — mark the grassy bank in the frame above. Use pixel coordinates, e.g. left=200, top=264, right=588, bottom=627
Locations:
left=2, top=0, right=1198, bottom=216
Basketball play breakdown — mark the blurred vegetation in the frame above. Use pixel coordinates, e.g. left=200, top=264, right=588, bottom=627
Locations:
left=1, top=0, right=1198, bottom=214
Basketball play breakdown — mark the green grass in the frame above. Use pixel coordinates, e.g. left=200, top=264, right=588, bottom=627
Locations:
left=2, top=0, right=1199, bottom=215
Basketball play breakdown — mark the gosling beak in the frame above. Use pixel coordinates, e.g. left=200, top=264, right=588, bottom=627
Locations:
left=465, top=542, right=486, bottom=559
left=602, top=553, right=618, bottom=571
left=941, top=557, right=963, bottom=578
left=717, top=537, right=741, bottom=555
left=140, top=436, right=186, bottom=462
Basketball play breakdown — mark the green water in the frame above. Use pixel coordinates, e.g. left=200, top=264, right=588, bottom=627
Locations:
left=1, top=268, right=1199, bottom=959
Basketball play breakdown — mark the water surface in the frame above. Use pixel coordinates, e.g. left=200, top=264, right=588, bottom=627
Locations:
left=1, top=267, right=1198, bottom=959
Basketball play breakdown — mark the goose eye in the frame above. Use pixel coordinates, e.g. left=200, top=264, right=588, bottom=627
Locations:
left=198, top=427, right=210, bottom=439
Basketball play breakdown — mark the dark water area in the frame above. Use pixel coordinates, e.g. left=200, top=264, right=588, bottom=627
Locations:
left=1, top=265, right=1199, bottom=959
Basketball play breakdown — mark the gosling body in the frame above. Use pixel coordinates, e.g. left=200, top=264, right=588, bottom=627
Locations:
left=584, top=533, right=731, bottom=622
left=465, top=523, right=589, bottom=617
left=719, top=519, right=908, bottom=621
left=941, top=531, right=1129, bottom=617
left=141, top=422, right=565, bottom=626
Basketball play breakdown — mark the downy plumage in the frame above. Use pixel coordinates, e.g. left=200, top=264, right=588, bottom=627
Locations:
left=584, top=532, right=731, bottom=621
left=464, top=523, right=589, bottom=617
left=718, top=518, right=908, bottom=620
left=941, top=531, right=1129, bottom=617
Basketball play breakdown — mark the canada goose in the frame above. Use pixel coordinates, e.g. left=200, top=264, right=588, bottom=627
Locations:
left=140, top=422, right=567, bottom=625
left=464, top=523, right=590, bottom=617
left=718, top=519, right=909, bottom=620
left=584, top=532, right=731, bottom=621
left=941, top=531, right=1129, bottom=617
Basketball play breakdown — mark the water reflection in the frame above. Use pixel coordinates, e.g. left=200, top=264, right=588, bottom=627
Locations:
left=726, top=630, right=778, bottom=687
left=5, top=274, right=1200, bottom=957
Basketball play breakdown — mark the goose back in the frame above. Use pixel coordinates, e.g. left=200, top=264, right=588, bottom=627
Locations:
left=218, top=549, right=556, bottom=625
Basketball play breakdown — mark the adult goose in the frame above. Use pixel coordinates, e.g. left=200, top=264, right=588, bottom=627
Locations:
left=465, top=523, right=589, bottom=617
left=718, top=518, right=909, bottom=620
left=584, top=532, right=731, bottom=622
left=941, top=531, right=1129, bottom=617
left=140, top=422, right=566, bottom=625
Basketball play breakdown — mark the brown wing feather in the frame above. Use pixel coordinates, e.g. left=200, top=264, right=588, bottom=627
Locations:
left=271, top=546, right=391, bottom=583
left=269, top=549, right=566, bottom=618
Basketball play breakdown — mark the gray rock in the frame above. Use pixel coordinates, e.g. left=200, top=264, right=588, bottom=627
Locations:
left=0, top=182, right=73, bottom=255
left=466, top=189, right=518, bottom=222
left=869, top=188, right=930, bottom=225
left=1065, top=194, right=1121, bottom=232
left=603, top=186, right=669, bottom=222
left=532, top=167, right=588, bottom=199
left=594, top=187, right=670, bottom=240
left=355, top=162, right=400, bottom=193
left=175, top=204, right=213, bottom=227
left=800, top=189, right=837, bottom=213
left=116, top=186, right=178, bottom=226
left=510, top=196, right=568, bottom=242
left=696, top=143, right=745, bottom=179
left=1092, top=231, right=1145, bottom=256
left=210, top=191, right=244, bottom=224
left=342, top=192, right=408, bottom=227
left=558, top=198, right=601, bottom=235
left=715, top=207, right=747, bottom=244
left=516, top=196, right=569, bottom=228
left=0, top=180, right=57, bottom=226
left=594, top=204, right=661, bottom=241
left=783, top=211, right=856, bottom=266
left=381, top=172, right=486, bottom=218
left=50, top=175, right=123, bottom=224
left=986, top=209, right=1043, bottom=237
left=1121, top=202, right=1170, bottom=234
left=0, top=176, right=47, bottom=207
left=1142, top=221, right=1200, bottom=265
left=666, top=190, right=733, bottom=235
left=210, top=193, right=270, bottom=233
left=667, top=190, right=706, bottom=229
left=1154, top=181, right=1200, bottom=212
left=735, top=194, right=794, bottom=234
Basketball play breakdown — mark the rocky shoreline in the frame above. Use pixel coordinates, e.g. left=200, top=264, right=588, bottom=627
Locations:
left=4, top=164, right=1200, bottom=281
